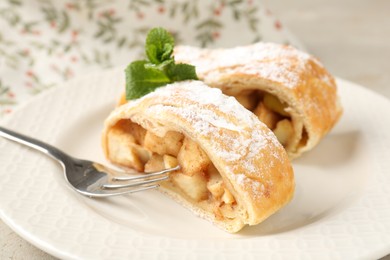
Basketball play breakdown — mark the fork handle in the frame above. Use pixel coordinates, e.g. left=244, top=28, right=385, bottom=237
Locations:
left=0, top=126, right=68, bottom=162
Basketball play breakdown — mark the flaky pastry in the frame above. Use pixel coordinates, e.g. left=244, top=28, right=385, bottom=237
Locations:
left=175, top=42, right=343, bottom=159
left=102, top=81, right=294, bottom=233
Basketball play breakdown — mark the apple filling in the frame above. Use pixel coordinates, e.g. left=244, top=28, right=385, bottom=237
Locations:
left=224, top=88, right=306, bottom=151
left=107, top=120, right=238, bottom=221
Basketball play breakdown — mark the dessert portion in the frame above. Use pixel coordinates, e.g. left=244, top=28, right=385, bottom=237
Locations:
left=102, top=80, right=294, bottom=233
left=175, top=43, right=343, bottom=159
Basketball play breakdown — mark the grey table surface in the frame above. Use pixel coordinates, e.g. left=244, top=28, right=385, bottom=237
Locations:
left=1, top=0, right=389, bottom=259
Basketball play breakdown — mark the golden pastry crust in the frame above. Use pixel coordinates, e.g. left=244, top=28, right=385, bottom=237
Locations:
left=102, top=81, right=294, bottom=233
left=174, top=43, right=343, bottom=158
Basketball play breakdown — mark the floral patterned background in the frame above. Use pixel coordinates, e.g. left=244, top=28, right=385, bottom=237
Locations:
left=0, top=0, right=299, bottom=118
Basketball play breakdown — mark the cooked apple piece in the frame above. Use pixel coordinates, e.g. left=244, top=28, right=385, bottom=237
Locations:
left=274, top=119, right=294, bottom=146
left=177, top=138, right=211, bottom=176
left=206, top=165, right=224, bottom=199
left=253, top=102, right=280, bottom=129
left=221, top=188, right=236, bottom=205
left=163, top=154, right=178, bottom=168
left=208, top=181, right=224, bottom=199
left=144, top=131, right=184, bottom=156
left=115, top=120, right=146, bottom=145
left=263, top=93, right=289, bottom=117
left=172, top=173, right=208, bottom=201
left=144, top=154, right=164, bottom=172
left=235, top=93, right=258, bottom=111
left=128, top=123, right=147, bottom=145
left=132, top=145, right=151, bottom=167
left=143, top=131, right=165, bottom=155
left=107, top=128, right=151, bottom=171
left=163, top=131, right=184, bottom=156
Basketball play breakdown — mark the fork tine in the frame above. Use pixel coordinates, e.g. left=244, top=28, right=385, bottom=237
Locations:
left=83, top=183, right=160, bottom=198
left=112, top=165, right=180, bottom=181
left=102, top=175, right=169, bottom=189
left=108, top=184, right=160, bottom=194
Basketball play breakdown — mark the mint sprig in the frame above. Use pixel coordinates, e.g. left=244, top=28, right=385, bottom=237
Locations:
left=125, top=27, right=198, bottom=100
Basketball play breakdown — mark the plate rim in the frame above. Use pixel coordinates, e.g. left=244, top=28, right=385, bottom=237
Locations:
left=0, top=72, right=389, bottom=259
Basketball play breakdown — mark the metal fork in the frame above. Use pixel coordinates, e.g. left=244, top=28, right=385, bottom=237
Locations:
left=0, top=126, right=179, bottom=197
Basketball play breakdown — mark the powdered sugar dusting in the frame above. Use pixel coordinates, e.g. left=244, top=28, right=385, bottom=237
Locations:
left=175, top=42, right=326, bottom=89
left=126, top=81, right=281, bottom=175
left=234, top=173, right=265, bottom=199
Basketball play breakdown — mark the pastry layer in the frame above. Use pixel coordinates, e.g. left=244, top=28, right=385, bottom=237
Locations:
left=103, top=80, right=294, bottom=233
left=174, top=42, right=343, bottom=159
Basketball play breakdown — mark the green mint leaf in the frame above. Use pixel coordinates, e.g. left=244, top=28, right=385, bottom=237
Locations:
left=144, top=58, right=174, bottom=72
left=161, top=43, right=173, bottom=61
left=145, top=27, right=174, bottom=64
left=125, top=60, right=170, bottom=100
left=145, top=44, right=158, bottom=64
left=168, top=63, right=198, bottom=81
left=125, top=27, right=199, bottom=100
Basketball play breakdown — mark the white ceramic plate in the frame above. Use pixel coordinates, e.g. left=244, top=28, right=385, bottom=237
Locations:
left=0, top=68, right=389, bottom=259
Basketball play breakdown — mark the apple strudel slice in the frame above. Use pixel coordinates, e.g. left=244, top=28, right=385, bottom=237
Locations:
left=102, top=80, right=294, bottom=233
left=175, top=42, right=343, bottom=159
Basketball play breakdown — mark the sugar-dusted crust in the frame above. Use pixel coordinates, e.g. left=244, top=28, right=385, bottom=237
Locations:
left=102, top=81, right=294, bottom=233
left=175, top=43, right=343, bottom=158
